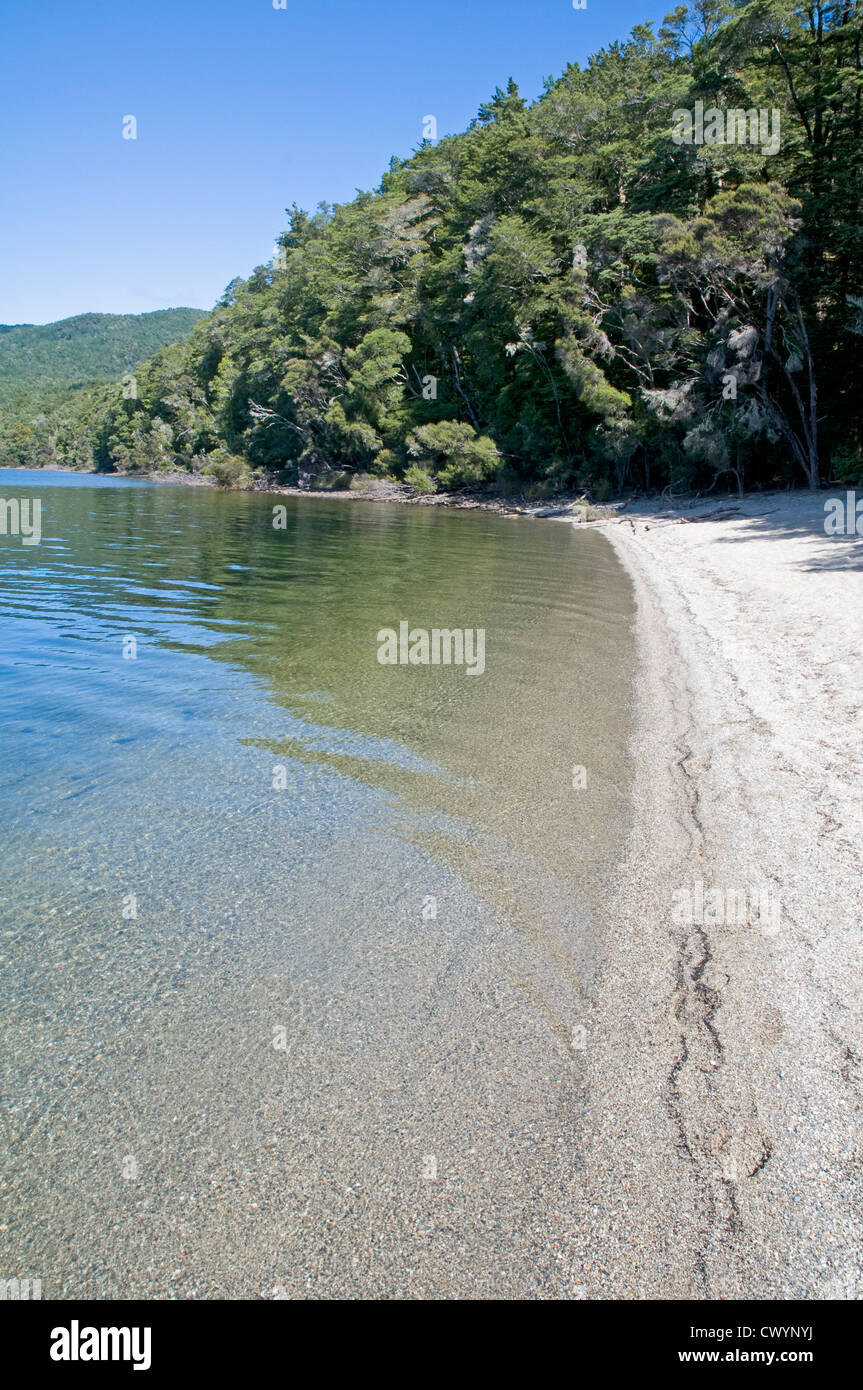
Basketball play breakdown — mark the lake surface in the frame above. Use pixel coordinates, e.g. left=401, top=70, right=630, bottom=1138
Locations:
left=0, top=467, right=635, bottom=1297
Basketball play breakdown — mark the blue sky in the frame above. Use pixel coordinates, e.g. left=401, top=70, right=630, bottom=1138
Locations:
left=0, top=0, right=672, bottom=325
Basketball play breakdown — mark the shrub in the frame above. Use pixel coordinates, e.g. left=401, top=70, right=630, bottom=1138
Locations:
left=310, top=469, right=351, bottom=490
left=371, top=448, right=399, bottom=478
left=403, top=465, right=437, bottom=494
left=406, top=420, right=500, bottom=489
left=832, top=445, right=863, bottom=486
left=523, top=480, right=556, bottom=501
left=494, top=464, right=522, bottom=496
left=203, top=449, right=253, bottom=487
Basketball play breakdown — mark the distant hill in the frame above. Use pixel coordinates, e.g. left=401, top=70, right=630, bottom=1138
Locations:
left=0, top=308, right=209, bottom=409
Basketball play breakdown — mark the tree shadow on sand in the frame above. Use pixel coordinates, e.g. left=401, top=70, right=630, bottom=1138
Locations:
left=619, top=490, right=863, bottom=575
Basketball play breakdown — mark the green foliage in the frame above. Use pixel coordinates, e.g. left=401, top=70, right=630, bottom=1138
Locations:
left=403, top=464, right=437, bottom=493
left=0, top=309, right=208, bottom=411
left=7, top=3, right=863, bottom=493
left=202, top=449, right=253, bottom=487
left=832, top=446, right=863, bottom=487
left=406, top=421, right=501, bottom=488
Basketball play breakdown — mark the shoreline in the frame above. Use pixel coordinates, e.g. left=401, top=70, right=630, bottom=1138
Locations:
left=5, top=463, right=859, bottom=1294
left=10, top=460, right=837, bottom=526
left=0, top=461, right=623, bottom=519
left=583, top=492, right=862, bottom=1297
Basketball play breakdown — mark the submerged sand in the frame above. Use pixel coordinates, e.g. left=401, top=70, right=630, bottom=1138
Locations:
left=581, top=491, right=863, bottom=1298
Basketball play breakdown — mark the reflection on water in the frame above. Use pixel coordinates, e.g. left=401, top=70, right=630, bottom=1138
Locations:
left=0, top=468, right=635, bottom=1298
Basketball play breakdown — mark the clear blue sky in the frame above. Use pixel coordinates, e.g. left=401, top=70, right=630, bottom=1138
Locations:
left=0, top=0, right=671, bottom=325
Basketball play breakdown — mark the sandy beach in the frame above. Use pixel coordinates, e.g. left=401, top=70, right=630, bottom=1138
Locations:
left=576, top=491, right=863, bottom=1298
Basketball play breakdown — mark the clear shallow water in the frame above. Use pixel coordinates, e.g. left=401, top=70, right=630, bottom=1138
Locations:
left=0, top=467, right=635, bottom=1297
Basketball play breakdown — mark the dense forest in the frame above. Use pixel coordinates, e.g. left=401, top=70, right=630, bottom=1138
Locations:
left=3, top=1, right=861, bottom=496
left=0, top=310, right=207, bottom=413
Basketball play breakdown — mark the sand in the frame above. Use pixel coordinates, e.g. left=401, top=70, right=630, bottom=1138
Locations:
left=577, top=490, right=863, bottom=1298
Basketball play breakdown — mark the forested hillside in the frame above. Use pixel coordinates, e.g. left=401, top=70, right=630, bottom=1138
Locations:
left=0, top=309, right=208, bottom=410
left=4, top=2, right=861, bottom=495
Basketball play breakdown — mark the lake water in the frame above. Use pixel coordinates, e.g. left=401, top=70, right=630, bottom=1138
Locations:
left=0, top=467, right=635, bottom=1297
